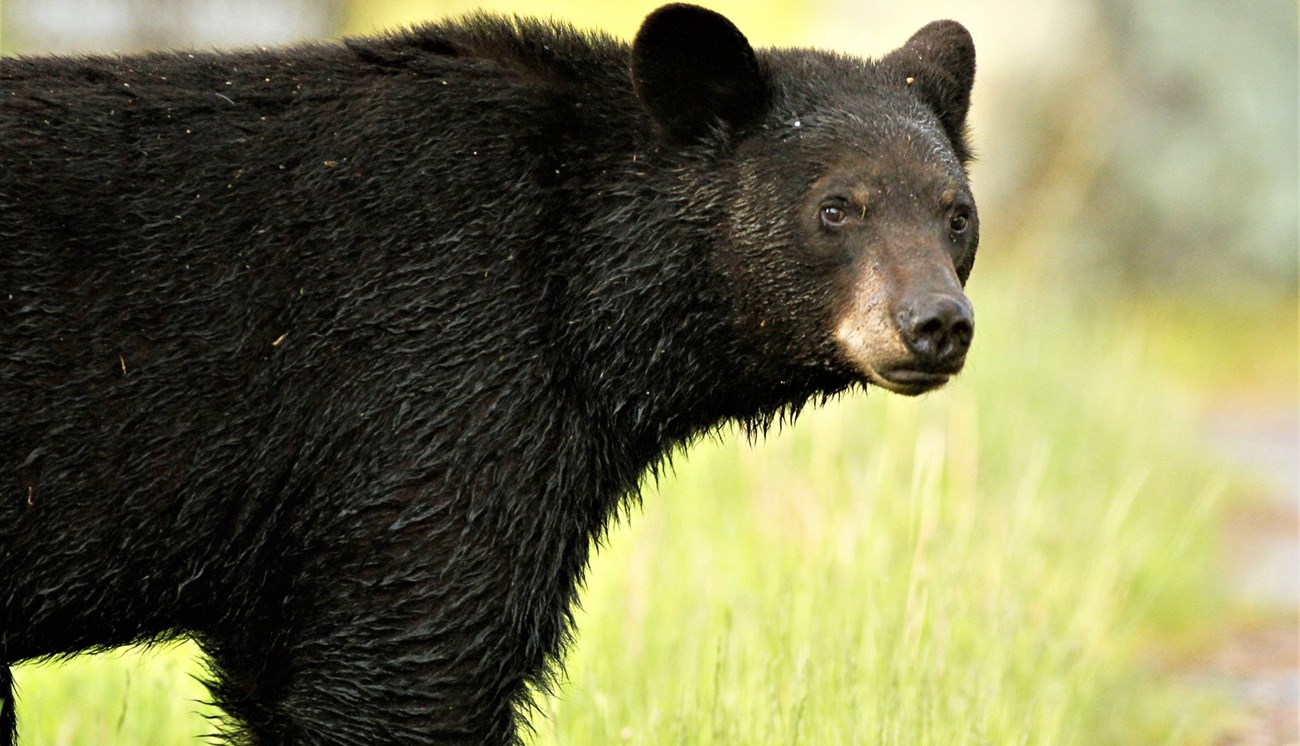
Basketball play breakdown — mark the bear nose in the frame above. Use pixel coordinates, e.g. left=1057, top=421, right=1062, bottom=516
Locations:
left=896, top=293, right=974, bottom=370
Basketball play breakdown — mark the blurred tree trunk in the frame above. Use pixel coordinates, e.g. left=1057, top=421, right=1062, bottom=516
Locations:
left=1000, top=0, right=1298, bottom=298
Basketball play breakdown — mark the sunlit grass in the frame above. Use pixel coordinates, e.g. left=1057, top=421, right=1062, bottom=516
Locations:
left=11, top=644, right=218, bottom=745
left=526, top=272, right=1230, bottom=745
left=8, top=271, right=1236, bottom=744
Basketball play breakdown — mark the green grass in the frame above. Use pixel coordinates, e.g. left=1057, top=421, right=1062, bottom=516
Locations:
left=11, top=644, right=219, bottom=745
left=10, top=270, right=1234, bottom=744
left=527, top=273, right=1231, bottom=745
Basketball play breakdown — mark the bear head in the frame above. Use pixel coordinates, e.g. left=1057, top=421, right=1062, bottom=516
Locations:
left=633, top=4, right=978, bottom=398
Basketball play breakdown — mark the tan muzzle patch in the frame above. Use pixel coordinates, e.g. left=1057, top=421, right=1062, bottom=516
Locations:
left=834, top=265, right=954, bottom=396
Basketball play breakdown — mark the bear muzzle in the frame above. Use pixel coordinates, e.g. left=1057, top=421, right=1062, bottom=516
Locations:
left=834, top=275, right=974, bottom=396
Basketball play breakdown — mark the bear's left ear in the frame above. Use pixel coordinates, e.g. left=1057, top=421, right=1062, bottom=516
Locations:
left=631, top=4, right=769, bottom=143
left=883, top=21, right=976, bottom=160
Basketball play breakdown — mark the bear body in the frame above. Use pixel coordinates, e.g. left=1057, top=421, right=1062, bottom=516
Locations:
left=0, top=5, right=977, bottom=743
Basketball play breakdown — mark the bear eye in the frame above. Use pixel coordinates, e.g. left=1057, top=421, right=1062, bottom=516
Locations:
left=949, top=211, right=970, bottom=234
left=819, top=204, right=850, bottom=228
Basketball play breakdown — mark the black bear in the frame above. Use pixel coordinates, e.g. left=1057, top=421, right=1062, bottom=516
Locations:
left=0, top=4, right=977, bottom=743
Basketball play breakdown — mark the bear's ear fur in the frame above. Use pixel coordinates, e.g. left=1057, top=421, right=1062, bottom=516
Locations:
left=631, top=4, right=768, bottom=143
left=883, top=21, right=976, bottom=160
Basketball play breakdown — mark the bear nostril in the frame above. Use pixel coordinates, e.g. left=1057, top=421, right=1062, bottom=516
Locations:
left=917, top=317, right=945, bottom=342
left=949, top=317, right=973, bottom=352
left=900, top=294, right=974, bottom=367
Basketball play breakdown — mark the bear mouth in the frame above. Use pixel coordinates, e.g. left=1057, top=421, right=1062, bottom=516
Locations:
left=866, top=366, right=953, bottom=396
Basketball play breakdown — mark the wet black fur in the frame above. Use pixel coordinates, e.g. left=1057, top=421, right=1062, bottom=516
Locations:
left=0, top=5, right=975, bottom=743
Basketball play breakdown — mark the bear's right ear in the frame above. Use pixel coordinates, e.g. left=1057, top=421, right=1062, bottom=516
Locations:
left=631, top=4, right=769, bottom=143
left=882, top=20, right=976, bottom=160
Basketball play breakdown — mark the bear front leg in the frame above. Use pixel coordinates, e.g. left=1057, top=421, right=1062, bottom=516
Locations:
left=202, top=599, right=534, bottom=744
left=201, top=529, right=581, bottom=745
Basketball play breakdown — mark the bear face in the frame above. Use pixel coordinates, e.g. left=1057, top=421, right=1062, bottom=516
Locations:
left=721, top=82, right=978, bottom=397
left=633, top=6, right=978, bottom=398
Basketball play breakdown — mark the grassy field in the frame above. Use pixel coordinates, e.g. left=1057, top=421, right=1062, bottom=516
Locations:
left=526, top=271, right=1232, bottom=745
left=8, top=269, right=1239, bottom=745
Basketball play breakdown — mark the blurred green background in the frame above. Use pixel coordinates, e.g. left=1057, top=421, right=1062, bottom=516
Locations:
left=1, top=1, right=1296, bottom=744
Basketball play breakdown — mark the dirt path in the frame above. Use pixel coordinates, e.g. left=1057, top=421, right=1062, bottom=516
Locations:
left=1199, top=400, right=1298, bottom=746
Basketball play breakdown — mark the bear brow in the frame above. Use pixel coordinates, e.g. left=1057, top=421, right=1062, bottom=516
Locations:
left=850, top=184, right=878, bottom=207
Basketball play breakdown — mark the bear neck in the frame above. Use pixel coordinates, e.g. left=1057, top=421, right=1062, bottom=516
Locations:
left=551, top=154, right=832, bottom=500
